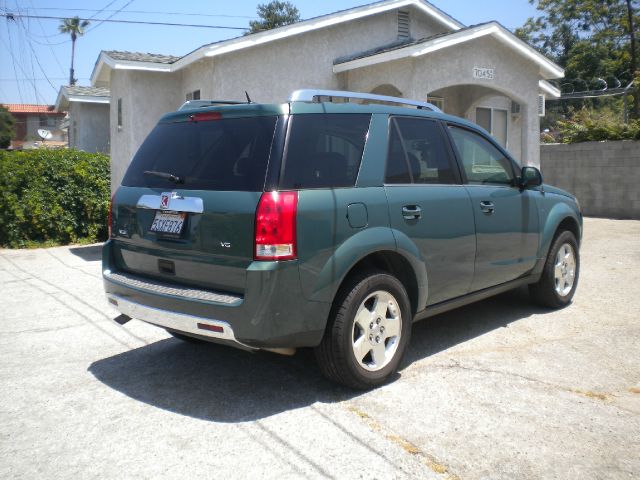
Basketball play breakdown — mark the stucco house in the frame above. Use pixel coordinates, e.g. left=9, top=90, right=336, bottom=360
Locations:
left=2, top=104, right=66, bottom=149
left=89, top=0, right=563, bottom=189
left=55, top=86, right=111, bottom=153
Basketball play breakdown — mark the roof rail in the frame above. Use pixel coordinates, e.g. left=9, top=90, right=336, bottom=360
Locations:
left=289, top=89, right=441, bottom=112
left=178, top=99, right=245, bottom=111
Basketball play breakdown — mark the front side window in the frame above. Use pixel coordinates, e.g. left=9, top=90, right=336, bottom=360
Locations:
left=448, top=125, right=515, bottom=185
left=280, top=114, right=371, bottom=189
left=385, top=117, right=456, bottom=185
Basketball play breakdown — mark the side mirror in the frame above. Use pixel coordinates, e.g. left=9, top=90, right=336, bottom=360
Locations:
left=520, top=166, right=543, bottom=189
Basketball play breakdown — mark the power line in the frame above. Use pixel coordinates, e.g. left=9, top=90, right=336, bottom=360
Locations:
left=85, top=0, right=136, bottom=34
left=18, top=7, right=257, bottom=20
left=1, top=13, right=248, bottom=30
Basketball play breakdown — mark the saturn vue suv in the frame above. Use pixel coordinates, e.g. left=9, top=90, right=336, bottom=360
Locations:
left=103, top=89, right=582, bottom=389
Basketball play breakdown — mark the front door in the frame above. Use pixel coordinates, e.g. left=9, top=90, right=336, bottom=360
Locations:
left=384, top=117, right=476, bottom=306
left=447, top=125, right=540, bottom=292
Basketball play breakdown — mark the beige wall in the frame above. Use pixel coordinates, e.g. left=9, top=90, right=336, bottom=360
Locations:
left=69, top=102, right=110, bottom=153
left=110, top=70, right=182, bottom=191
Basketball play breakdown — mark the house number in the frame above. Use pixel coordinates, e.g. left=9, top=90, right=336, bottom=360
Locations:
left=473, top=67, right=494, bottom=80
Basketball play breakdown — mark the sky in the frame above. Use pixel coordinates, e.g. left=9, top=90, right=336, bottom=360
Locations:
left=0, top=0, right=540, bottom=105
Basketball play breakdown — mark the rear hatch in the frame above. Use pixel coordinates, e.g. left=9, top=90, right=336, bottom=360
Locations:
left=110, top=106, right=285, bottom=295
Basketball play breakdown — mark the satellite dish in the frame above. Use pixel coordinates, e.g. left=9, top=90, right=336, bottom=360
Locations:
left=37, top=129, right=53, bottom=140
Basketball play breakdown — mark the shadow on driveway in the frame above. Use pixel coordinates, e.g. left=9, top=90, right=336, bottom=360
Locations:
left=69, top=244, right=103, bottom=262
left=89, top=286, right=547, bottom=422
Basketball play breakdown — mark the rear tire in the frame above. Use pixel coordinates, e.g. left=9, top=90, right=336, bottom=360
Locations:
left=314, top=271, right=412, bottom=389
left=529, top=230, right=580, bottom=309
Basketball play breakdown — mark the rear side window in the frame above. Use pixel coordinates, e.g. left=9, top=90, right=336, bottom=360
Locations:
left=122, top=115, right=278, bottom=191
left=280, top=114, right=371, bottom=189
left=385, top=117, right=456, bottom=185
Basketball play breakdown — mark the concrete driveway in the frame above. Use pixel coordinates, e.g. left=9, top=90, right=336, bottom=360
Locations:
left=1, top=217, right=639, bottom=479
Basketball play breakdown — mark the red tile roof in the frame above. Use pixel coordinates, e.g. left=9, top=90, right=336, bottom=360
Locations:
left=3, top=104, right=59, bottom=114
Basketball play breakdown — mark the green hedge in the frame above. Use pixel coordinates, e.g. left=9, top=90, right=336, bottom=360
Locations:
left=0, top=149, right=110, bottom=248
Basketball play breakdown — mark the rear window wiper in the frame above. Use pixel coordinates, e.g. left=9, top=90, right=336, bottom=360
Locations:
left=143, top=170, right=184, bottom=184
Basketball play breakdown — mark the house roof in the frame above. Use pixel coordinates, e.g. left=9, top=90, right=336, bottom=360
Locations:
left=91, top=0, right=464, bottom=85
left=3, top=104, right=58, bottom=114
left=333, top=21, right=564, bottom=80
left=55, top=85, right=111, bottom=111
left=103, top=50, right=180, bottom=64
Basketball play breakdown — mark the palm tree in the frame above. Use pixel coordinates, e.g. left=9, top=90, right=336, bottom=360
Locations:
left=59, top=17, right=90, bottom=86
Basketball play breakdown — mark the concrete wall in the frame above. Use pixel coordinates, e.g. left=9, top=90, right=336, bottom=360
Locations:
left=541, top=141, right=640, bottom=219
left=70, top=102, right=110, bottom=153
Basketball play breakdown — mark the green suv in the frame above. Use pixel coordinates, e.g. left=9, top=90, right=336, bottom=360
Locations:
left=104, top=89, right=582, bottom=389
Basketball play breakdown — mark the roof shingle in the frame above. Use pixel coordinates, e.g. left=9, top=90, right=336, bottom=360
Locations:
left=104, top=50, right=180, bottom=64
left=2, top=104, right=58, bottom=113
left=64, top=85, right=110, bottom=97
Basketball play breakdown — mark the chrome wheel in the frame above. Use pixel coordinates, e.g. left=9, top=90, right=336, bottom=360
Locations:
left=352, top=290, right=402, bottom=372
left=554, top=243, right=576, bottom=297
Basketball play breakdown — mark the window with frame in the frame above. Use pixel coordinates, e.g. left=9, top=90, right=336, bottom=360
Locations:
left=448, top=125, right=515, bottom=185
left=280, top=114, right=371, bottom=189
left=385, top=117, right=456, bottom=185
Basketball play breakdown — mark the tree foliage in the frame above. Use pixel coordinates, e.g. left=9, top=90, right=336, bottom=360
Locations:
left=0, top=106, right=15, bottom=149
left=59, top=16, right=90, bottom=85
left=247, top=1, right=301, bottom=34
left=516, top=0, right=638, bottom=87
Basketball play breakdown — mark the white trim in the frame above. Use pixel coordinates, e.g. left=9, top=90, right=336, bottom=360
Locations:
left=91, top=0, right=463, bottom=86
left=333, top=22, right=564, bottom=79
left=538, top=79, right=561, bottom=98
left=67, top=95, right=110, bottom=104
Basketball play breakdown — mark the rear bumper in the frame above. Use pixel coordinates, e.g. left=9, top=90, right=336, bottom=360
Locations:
left=102, top=240, right=330, bottom=348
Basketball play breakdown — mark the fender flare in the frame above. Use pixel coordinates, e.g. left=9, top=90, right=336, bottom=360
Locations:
left=309, top=226, right=429, bottom=312
left=534, top=202, right=582, bottom=274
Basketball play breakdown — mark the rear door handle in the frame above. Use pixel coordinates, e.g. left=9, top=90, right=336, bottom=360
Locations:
left=402, top=205, right=422, bottom=220
left=480, top=201, right=495, bottom=214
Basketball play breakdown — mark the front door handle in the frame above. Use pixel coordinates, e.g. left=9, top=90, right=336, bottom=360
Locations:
left=480, top=201, right=495, bottom=214
left=402, top=205, right=422, bottom=220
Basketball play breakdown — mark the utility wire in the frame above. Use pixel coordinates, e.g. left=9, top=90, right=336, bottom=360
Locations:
left=1, top=13, right=248, bottom=30
left=21, top=7, right=257, bottom=20
left=85, top=0, right=135, bottom=34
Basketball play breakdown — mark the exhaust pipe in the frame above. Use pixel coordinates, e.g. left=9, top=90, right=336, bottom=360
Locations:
left=113, top=314, right=131, bottom=325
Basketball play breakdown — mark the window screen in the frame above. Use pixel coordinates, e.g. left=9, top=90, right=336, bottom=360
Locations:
left=280, top=114, right=371, bottom=189
left=448, top=126, right=515, bottom=185
left=122, top=115, right=278, bottom=191
left=385, top=117, right=455, bottom=184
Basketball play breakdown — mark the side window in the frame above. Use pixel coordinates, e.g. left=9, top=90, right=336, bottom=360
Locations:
left=385, top=117, right=456, bottom=185
left=280, top=114, right=371, bottom=189
left=448, top=126, right=515, bottom=185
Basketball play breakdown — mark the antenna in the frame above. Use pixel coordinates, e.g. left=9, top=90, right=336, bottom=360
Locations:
left=37, top=129, right=53, bottom=141
left=245, top=91, right=252, bottom=104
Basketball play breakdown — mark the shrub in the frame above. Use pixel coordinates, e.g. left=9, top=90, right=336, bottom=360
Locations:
left=554, top=107, right=640, bottom=143
left=0, top=149, right=110, bottom=248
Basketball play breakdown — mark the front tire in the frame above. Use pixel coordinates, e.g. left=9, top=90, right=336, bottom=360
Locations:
left=529, top=230, right=580, bottom=308
left=314, top=271, right=412, bottom=389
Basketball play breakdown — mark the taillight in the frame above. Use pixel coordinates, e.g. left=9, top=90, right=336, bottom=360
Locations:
left=254, top=191, right=298, bottom=261
left=108, top=192, right=115, bottom=238
left=189, top=111, right=222, bottom=122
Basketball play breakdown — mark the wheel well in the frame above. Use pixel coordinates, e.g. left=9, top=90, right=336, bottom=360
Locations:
left=556, top=217, right=581, bottom=245
left=338, top=251, right=420, bottom=315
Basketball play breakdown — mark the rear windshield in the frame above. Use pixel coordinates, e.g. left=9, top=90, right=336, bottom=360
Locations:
left=280, top=114, right=371, bottom=189
left=122, top=115, right=278, bottom=191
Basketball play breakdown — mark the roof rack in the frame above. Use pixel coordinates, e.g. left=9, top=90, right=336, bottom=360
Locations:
left=289, top=89, right=441, bottom=112
left=178, top=100, right=245, bottom=111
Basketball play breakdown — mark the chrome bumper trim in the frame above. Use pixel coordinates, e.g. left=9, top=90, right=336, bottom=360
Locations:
left=107, top=294, right=256, bottom=350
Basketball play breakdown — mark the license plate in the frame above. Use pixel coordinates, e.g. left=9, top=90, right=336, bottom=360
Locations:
left=150, top=211, right=186, bottom=234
